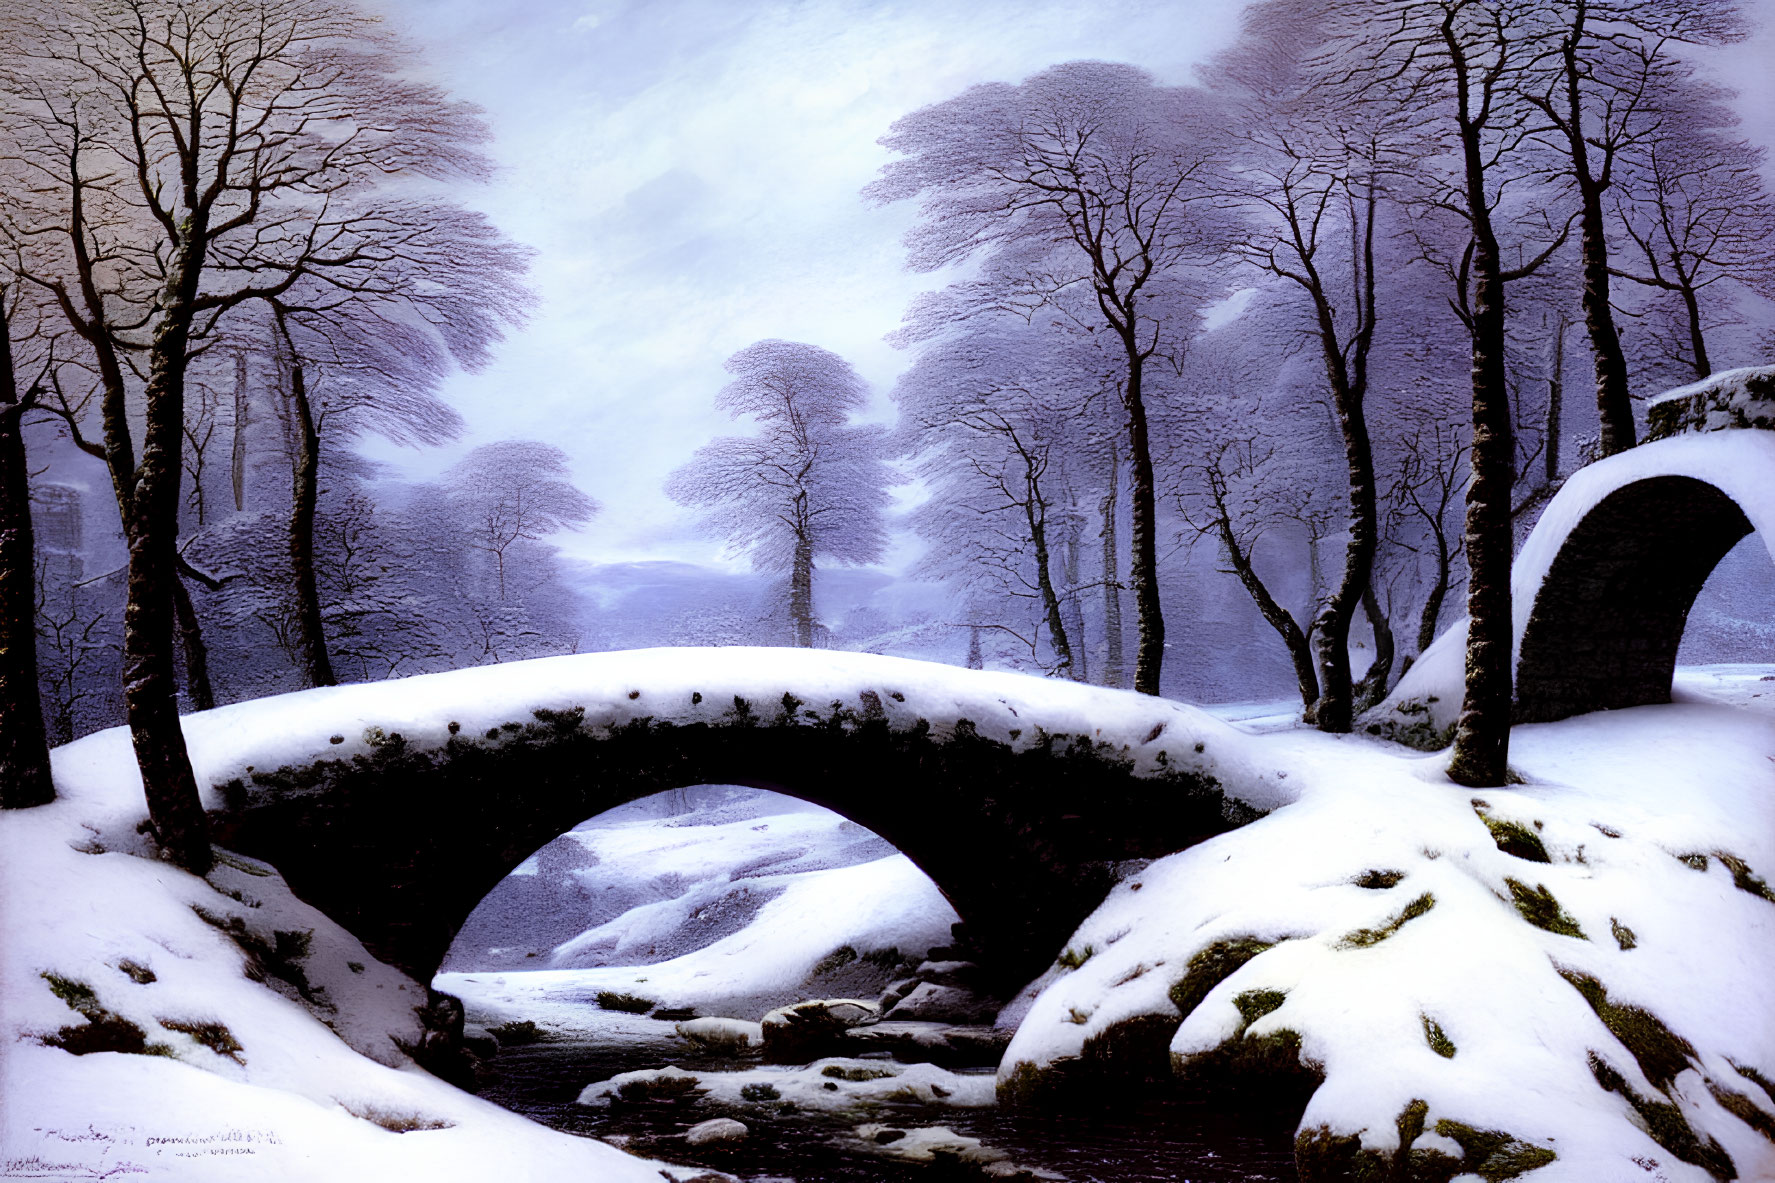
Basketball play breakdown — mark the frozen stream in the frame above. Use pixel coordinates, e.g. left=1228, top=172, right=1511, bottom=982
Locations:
left=437, top=784, right=1301, bottom=1180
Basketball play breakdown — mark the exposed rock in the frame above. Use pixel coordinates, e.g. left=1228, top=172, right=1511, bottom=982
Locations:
left=677, top=1017, right=762, bottom=1056
left=913, top=960, right=989, bottom=990
left=840, top=1021, right=1010, bottom=1068
left=760, top=999, right=878, bottom=1063
left=684, top=1117, right=748, bottom=1146
left=884, top=982, right=999, bottom=1024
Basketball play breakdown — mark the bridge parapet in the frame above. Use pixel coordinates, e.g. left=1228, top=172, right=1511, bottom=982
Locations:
left=1647, top=365, right=1775, bottom=440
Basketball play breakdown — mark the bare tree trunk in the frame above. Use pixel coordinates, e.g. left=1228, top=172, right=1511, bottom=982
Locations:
left=1216, top=516, right=1318, bottom=713
left=1099, top=443, right=1125, bottom=688
left=0, top=297, right=53, bottom=808
left=1555, top=20, right=1635, bottom=457
left=1353, top=581, right=1395, bottom=714
left=1123, top=361, right=1165, bottom=696
left=790, top=533, right=815, bottom=647
left=125, top=253, right=212, bottom=874
left=230, top=349, right=249, bottom=512
left=1310, top=389, right=1377, bottom=733
left=1416, top=539, right=1453, bottom=659
left=170, top=575, right=216, bottom=711
left=1024, top=490, right=1075, bottom=680
left=1448, top=202, right=1516, bottom=787
left=275, top=309, right=337, bottom=688
left=1545, top=313, right=1566, bottom=486
left=1060, top=501, right=1088, bottom=683
left=1679, top=284, right=1711, bottom=378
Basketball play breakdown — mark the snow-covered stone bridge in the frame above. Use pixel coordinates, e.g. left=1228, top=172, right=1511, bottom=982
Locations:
left=1386, top=366, right=1775, bottom=728
left=82, top=651, right=1279, bottom=987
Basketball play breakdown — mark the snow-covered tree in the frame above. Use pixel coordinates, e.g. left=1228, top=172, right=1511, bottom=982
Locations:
left=667, top=340, right=891, bottom=648
left=868, top=62, right=1230, bottom=696
left=445, top=441, right=596, bottom=603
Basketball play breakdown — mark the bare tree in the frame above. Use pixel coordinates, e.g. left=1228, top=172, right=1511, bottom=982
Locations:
left=0, top=0, right=507, bottom=867
left=868, top=62, right=1228, bottom=695
left=1331, top=0, right=1569, bottom=786
left=668, top=340, right=890, bottom=648
left=446, top=440, right=598, bottom=603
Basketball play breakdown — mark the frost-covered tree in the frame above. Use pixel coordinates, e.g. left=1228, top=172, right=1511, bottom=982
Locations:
left=0, top=0, right=506, bottom=870
left=446, top=440, right=598, bottom=602
left=868, top=63, right=1229, bottom=695
left=667, top=340, right=891, bottom=648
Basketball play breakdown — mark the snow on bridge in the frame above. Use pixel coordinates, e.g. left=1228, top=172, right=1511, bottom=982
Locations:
left=54, top=648, right=1294, bottom=987
left=1381, top=366, right=1775, bottom=730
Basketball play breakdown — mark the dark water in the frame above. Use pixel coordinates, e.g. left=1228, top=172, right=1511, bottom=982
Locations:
left=479, top=1035, right=1300, bottom=1182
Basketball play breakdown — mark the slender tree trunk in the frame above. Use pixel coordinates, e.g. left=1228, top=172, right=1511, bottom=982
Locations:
left=1024, top=490, right=1075, bottom=680
left=790, top=533, right=815, bottom=647
left=1311, top=392, right=1377, bottom=733
left=1448, top=192, right=1516, bottom=785
left=230, top=349, right=249, bottom=512
left=1061, top=502, right=1088, bottom=683
left=1353, top=581, right=1395, bottom=714
left=1559, top=23, right=1636, bottom=457
left=1545, top=313, right=1565, bottom=486
left=0, top=298, right=53, bottom=808
left=1417, top=533, right=1453, bottom=659
left=1216, top=515, right=1318, bottom=712
left=276, top=310, right=337, bottom=688
left=1099, top=443, right=1125, bottom=688
left=1680, top=284, right=1711, bottom=378
left=125, top=249, right=212, bottom=873
left=170, top=575, right=216, bottom=711
left=1122, top=358, right=1165, bottom=696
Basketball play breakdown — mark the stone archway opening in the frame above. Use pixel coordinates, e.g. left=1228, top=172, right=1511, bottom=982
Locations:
left=1515, top=475, right=1755, bottom=723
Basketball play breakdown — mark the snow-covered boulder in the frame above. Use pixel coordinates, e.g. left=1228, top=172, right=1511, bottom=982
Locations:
left=1647, top=365, right=1775, bottom=440
left=760, top=998, right=879, bottom=1062
left=998, top=700, right=1775, bottom=1182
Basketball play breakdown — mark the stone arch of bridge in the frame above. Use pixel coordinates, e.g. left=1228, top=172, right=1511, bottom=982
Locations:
left=1512, top=429, right=1775, bottom=723
left=205, top=700, right=1234, bottom=990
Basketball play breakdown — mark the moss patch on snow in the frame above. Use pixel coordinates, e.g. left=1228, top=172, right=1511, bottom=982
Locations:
left=1336, top=892, right=1435, bottom=949
left=1295, top=1098, right=1555, bottom=1182
left=37, top=973, right=178, bottom=1060
left=1168, top=938, right=1274, bottom=1018
left=1504, top=880, right=1585, bottom=938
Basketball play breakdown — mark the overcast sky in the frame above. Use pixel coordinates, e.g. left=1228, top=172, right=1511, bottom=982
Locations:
left=370, top=0, right=1775, bottom=575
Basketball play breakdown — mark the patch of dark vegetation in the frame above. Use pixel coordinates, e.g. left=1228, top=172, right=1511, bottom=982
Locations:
left=1423, top=1015, right=1456, bottom=1059
left=1056, top=944, right=1095, bottom=970
left=740, top=1082, right=781, bottom=1102
left=1337, top=893, right=1435, bottom=949
left=210, top=695, right=1240, bottom=988
left=1589, top=1054, right=1735, bottom=1181
left=812, top=946, right=858, bottom=975
left=1473, top=802, right=1550, bottom=863
left=1168, top=938, right=1276, bottom=1020
left=158, top=1018, right=245, bottom=1064
left=117, top=959, right=156, bottom=985
left=1433, top=1119, right=1559, bottom=1181
left=821, top=1064, right=896, bottom=1082
left=1354, top=869, right=1406, bottom=889
left=1297, top=1102, right=1557, bottom=1183
left=1678, top=852, right=1711, bottom=871
left=1233, top=989, right=1286, bottom=1027
left=341, top=1102, right=454, bottom=1132
left=487, top=1019, right=543, bottom=1045
left=861, top=946, right=903, bottom=969
left=1504, top=880, right=1585, bottom=939
left=1611, top=919, right=1637, bottom=950
left=1707, top=1081, right=1775, bottom=1145
left=1713, top=853, right=1775, bottom=905
left=1733, top=1061, right=1775, bottom=1107
left=1560, top=971, right=1693, bottom=1090
left=596, top=991, right=656, bottom=1015
left=191, top=906, right=317, bottom=1000
left=38, top=973, right=176, bottom=1059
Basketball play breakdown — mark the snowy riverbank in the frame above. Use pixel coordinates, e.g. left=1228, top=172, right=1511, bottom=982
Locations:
left=3, top=653, right=1771, bottom=1181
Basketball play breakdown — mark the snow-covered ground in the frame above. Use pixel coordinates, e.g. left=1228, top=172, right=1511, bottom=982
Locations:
left=4, top=649, right=1771, bottom=1181
left=439, top=786, right=958, bottom=1022
left=1002, top=693, right=1775, bottom=1182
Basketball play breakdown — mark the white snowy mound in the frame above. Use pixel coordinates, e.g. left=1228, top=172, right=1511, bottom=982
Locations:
left=1001, top=700, right=1775, bottom=1182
